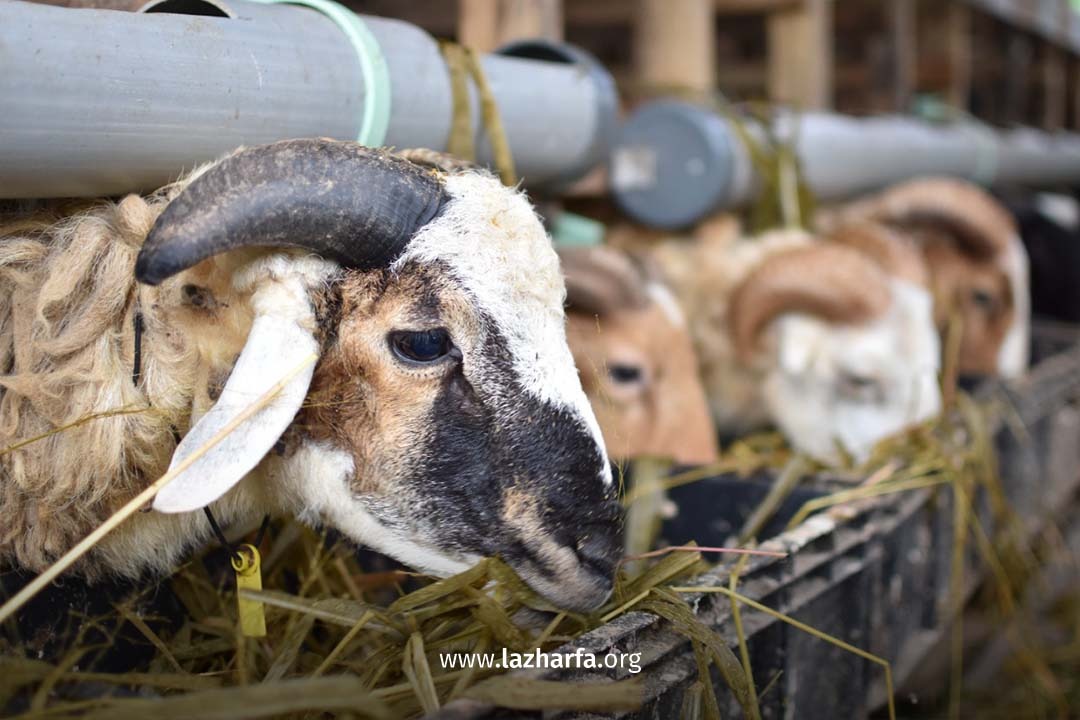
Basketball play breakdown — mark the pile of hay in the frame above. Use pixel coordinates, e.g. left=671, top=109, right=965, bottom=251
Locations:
left=1, top=393, right=1067, bottom=720
left=0, top=520, right=707, bottom=718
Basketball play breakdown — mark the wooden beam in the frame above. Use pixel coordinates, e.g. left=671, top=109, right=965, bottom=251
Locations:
left=1042, top=40, right=1067, bottom=130
left=1074, top=56, right=1080, bottom=131
left=888, top=0, right=916, bottom=112
left=713, top=0, right=801, bottom=14
left=458, top=0, right=563, bottom=53
left=766, top=0, right=832, bottom=109
left=947, top=1, right=973, bottom=111
left=1004, top=29, right=1035, bottom=125
left=563, top=0, right=800, bottom=25
left=634, top=0, right=716, bottom=95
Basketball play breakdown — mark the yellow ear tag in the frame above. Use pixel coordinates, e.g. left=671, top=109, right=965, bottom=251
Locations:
left=231, top=544, right=267, bottom=638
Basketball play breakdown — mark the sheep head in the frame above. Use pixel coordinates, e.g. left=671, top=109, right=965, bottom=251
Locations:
left=729, top=244, right=942, bottom=464
left=560, top=245, right=718, bottom=467
left=826, top=178, right=1030, bottom=379
left=135, top=140, right=619, bottom=612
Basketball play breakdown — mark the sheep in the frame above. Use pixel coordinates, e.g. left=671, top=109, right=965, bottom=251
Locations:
left=0, top=139, right=621, bottom=613
left=819, top=178, right=1030, bottom=379
left=609, top=217, right=942, bottom=465
left=558, top=244, right=717, bottom=467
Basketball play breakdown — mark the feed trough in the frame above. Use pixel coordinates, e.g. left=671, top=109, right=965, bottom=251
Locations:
left=433, top=321, right=1080, bottom=719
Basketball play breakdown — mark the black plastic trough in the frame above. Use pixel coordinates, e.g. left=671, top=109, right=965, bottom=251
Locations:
left=432, top=321, right=1080, bottom=719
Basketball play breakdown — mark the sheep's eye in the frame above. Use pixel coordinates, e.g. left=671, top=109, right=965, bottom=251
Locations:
left=390, top=329, right=453, bottom=364
left=608, top=363, right=644, bottom=385
left=837, top=372, right=883, bottom=403
left=970, top=288, right=997, bottom=312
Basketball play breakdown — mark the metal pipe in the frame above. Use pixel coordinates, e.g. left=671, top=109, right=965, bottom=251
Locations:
left=0, top=0, right=616, bottom=198
left=611, top=100, right=1080, bottom=229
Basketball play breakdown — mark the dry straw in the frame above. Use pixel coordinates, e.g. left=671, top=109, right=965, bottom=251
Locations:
left=3, top=361, right=1063, bottom=718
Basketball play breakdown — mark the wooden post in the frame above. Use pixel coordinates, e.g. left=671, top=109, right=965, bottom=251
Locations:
left=767, top=0, right=833, bottom=109
left=888, top=0, right=916, bottom=112
left=634, top=0, right=716, bottom=95
left=1074, top=57, right=1080, bottom=131
left=458, top=0, right=563, bottom=53
left=947, top=1, right=973, bottom=111
left=1042, top=41, right=1067, bottom=130
left=1004, top=30, right=1035, bottom=125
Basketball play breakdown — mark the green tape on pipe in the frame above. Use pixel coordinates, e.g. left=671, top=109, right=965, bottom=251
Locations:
left=250, top=0, right=391, bottom=147
left=550, top=212, right=605, bottom=248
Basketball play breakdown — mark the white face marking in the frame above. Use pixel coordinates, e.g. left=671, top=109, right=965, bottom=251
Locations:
left=280, top=442, right=479, bottom=577
left=765, top=279, right=942, bottom=464
left=394, top=172, right=611, bottom=484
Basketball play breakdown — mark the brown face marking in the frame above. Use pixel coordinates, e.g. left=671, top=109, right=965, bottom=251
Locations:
left=290, top=259, right=620, bottom=610
left=298, top=261, right=478, bottom=497
left=923, top=240, right=1015, bottom=375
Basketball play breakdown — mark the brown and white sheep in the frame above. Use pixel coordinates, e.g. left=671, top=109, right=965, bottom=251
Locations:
left=0, top=139, right=620, bottom=612
left=819, top=177, right=1030, bottom=378
left=558, top=245, right=717, bottom=467
left=610, top=216, right=942, bottom=464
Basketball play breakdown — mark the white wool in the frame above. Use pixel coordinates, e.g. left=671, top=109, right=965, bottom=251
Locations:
left=394, top=172, right=610, bottom=483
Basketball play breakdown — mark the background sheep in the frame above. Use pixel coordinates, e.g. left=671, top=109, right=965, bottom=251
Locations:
left=0, top=139, right=620, bottom=613
left=558, top=244, right=717, bottom=467
left=611, top=217, right=942, bottom=464
left=608, top=217, right=807, bottom=435
left=819, top=177, right=1030, bottom=379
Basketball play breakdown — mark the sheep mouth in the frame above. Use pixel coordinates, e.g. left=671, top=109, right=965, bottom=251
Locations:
left=511, top=556, right=615, bottom=613
left=498, top=528, right=619, bottom=613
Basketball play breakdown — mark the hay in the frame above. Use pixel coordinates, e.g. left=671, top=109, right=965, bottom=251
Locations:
left=0, top=530, right=681, bottom=718
left=1, top=377, right=1068, bottom=719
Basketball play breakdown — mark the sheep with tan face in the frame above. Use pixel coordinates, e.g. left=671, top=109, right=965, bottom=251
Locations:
left=0, top=140, right=620, bottom=612
left=559, top=245, right=717, bottom=467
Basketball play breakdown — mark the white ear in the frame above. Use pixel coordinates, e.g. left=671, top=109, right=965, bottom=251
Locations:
left=152, top=313, right=319, bottom=513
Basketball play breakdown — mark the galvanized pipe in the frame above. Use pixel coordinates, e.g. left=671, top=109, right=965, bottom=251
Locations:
left=0, top=0, right=616, bottom=198
left=611, top=100, right=1080, bottom=229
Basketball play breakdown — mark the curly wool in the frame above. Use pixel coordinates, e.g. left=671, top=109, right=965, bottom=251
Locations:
left=0, top=192, right=199, bottom=574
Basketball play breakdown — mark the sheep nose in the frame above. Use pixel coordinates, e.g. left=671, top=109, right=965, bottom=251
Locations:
left=573, top=517, right=622, bottom=576
left=510, top=506, right=622, bottom=613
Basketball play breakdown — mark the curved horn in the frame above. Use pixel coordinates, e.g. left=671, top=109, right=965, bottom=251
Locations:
left=836, top=178, right=1016, bottom=260
left=729, top=244, right=892, bottom=362
left=828, top=221, right=930, bottom=287
left=559, top=246, right=650, bottom=317
left=136, top=139, right=449, bottom=285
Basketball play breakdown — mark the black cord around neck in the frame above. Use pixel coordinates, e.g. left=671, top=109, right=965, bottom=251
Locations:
left=203, top=507, right=271, bottom=561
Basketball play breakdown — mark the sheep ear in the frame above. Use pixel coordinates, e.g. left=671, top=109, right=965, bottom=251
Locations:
left=152, top=315, right=319, bottom=513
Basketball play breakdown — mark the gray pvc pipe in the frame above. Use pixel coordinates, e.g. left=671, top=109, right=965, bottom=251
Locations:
left=612, top=100, right=1080, bottom=229
left=0, top=0, right=615, bottom=198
